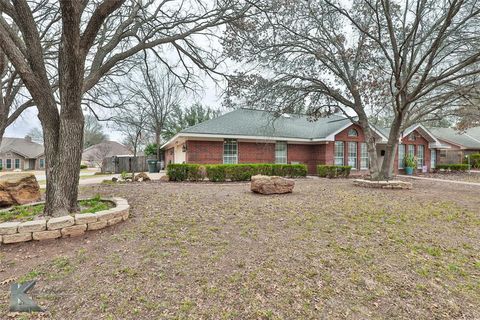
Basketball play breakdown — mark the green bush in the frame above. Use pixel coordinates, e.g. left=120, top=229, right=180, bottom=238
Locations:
left=317, top=165, right=352, bottom=178
left=466, top=153, right=480, bottom=168
left=206, top=165, right=227, bottom=182
left=80, top=164, right=88, bottom=169
left=168, top=163, right=307, bottom=182
left=167, top=164, right=189, bottom=181
left=435, top=164, right=470, bottom=171
left=167, top=164, right=206, bottom=181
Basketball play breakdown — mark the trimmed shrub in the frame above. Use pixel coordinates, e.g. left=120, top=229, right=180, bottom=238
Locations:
left=435, top=164, right=470, bottom=172
left=317, top=165, right=352, bottom=178
left=206, top=165, right=227, bottom=182
left=80, top=164, right=88, bottom=169
left=252, top=164, right=273, bottom=176
left=466, top=153, right=480, bottom=169
left=167, top=164, right=189, bottom=181
left=167, top=164, right=206, bottom=181
left=168, top=163, right=307, bottom=182
left=270, top=164, right=307, bottom=178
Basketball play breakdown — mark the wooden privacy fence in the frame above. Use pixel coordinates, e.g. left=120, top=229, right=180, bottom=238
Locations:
left=101, top=155, right=149, bottom=173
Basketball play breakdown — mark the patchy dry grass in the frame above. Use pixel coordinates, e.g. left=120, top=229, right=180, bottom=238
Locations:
left=0, top=179, right=479, bottom=319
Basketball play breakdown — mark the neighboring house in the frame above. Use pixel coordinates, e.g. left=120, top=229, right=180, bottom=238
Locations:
left=82, top=141, right=133, bottom=168
left=161, top=108, right=445, bottom=175
left=0, top=136, right=45, bottom=171
left=429, top=127, right=480, bottom=164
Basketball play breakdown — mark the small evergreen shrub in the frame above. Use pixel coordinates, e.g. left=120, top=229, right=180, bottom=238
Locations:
left=317, top=165, right=352, bottom=178
left=465, top=153, right=480, bottom=168
left=206, top=165, right=227, bottom=182
left=167, top=164, right=189, bottom=181
left=435, top=164, right=470, bottom=172
left=80, top=164, right=88, bottom=169
left=167, top=163, right=307, bottom=182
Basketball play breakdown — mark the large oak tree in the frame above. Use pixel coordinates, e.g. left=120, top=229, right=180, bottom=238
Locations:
left=0, top=0, right=250, bottom=216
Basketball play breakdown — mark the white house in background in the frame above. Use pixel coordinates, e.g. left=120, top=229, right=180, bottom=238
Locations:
left=0, top=136, right=45, bottom=171
left=82, top=141, right=133, bottom=168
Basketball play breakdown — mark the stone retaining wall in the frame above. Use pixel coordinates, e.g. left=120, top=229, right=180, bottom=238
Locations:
left=0, top=197, right=129, bottom=245
left=353, top=179, right=412, bottom=190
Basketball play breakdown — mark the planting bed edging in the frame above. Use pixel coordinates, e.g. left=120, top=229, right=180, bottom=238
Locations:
left=353, top=179, right=412, bottom=190
left=0, top=197, right=129, bottom=245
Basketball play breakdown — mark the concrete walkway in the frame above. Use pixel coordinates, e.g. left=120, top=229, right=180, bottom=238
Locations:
left=398, top=175, right=480, bottom=187
left=39, top=172, right=165, bottom=189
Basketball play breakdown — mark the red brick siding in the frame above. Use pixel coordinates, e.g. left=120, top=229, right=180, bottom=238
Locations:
left=334, top=124, right=369, bottom=174
left=186, top=141, right=223, bottom=164
left=165, top=147, right=174, bottom=165
left=395, top=130, right=431, bottom=173
left=238, top=142, right=275, bottom=163
left=287, top=144, right=316, bottom=173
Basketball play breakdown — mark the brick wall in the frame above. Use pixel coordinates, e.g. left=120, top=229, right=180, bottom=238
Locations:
left=238, top=142, right=275, bottom=163
left=186, top=141, right=223, bottom=164
left=395, top=130, right=431, bottom=173
left=333, top=124, right=369, bottom=174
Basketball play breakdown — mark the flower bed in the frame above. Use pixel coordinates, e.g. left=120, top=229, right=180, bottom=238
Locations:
left=0, top=197, right=129, bottom=244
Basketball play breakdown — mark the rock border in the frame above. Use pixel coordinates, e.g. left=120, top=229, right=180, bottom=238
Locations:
left=353, top=179, right=412, bottom=190
left=0, top=197, right=129, bottom=244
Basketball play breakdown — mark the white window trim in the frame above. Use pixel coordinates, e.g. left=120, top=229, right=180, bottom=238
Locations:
left=334, top=141, right=344, bottom=166
left=14, top=158, right=20, bottom=169
left=360, top=143, right=369, bottom=170
left=398, top=144, right=405, bottom=169
left=275, top=141, right=288, bottom=164
left=348, top=141, right=357, bottom=169
left=223, top=139, right=238, bottom=164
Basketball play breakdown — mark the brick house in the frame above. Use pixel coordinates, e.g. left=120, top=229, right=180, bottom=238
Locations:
left=161, top=108, right=444, bottom=175
left=429, top=127, right=480, bottom=164
left=0, top=136, right=45, bottom=171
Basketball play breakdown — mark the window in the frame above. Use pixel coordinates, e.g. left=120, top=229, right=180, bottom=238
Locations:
left=334, top=141, right=344, bottom=166
left=223, top=139, right=238, bottom=164
left=6, top=159, right=12, bottom=169
left=348, top=128, right=358, bottom=137
left=430, top=150, right=436, bottom=169
left=0, top=159, right=2, bottom=169
left=417, top=145, right=424, bottom=169
left=398, top=144, right=405, bottom=169
left=275, top=141, right=287, bottom=164
left=360, top=143, right=369, bottom=169
left=14, top=159, right=20, bottom=169
left=348, top=142, right=357, bottom=169
left=408, top=144, right=415, bottom=157
left=39, top=159, right=45, bottom=169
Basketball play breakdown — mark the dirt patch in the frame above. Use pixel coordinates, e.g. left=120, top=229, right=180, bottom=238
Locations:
left=0, top=179, right=478, bottom=319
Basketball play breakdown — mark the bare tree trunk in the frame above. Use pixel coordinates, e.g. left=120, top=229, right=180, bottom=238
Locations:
left=155, top=130, right=161, bottom=160
left=43, top=1, right=85, bottom=216
left=379, top=119, right=402, bottom=180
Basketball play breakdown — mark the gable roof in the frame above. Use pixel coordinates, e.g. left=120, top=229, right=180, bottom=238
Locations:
left=0, top=137, right=44, bottom=158
left=429, top=127, right=480, bottom=149
left=162, top=108, right=387, bottom=148
left=82, top=141, right=133, bottom=160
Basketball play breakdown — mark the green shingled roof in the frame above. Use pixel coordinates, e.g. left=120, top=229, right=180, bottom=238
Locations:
left=429, top=127, right=480, bottom=149
left=180, top=108, right=353, bottom=140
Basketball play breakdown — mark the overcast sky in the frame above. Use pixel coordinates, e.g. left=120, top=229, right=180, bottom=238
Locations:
left=6, top=75, right=225, bottom=143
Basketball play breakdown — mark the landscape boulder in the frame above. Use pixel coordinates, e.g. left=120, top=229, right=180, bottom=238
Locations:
left=0, top=173, right=41, bottom=207
left=134, top=172, right=151, bottom=182
left=250, top=175, right=295, bottom=195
